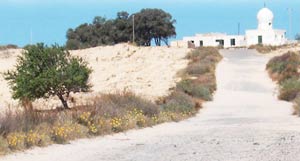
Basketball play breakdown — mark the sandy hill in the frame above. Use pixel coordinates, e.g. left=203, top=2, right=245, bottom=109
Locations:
left=0, top=44, right=190, bottom=110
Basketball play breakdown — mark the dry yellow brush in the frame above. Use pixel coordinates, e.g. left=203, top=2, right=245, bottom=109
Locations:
left=0, top=109, right=193, bottom=153
left=6, top=131, right=49, bottom=150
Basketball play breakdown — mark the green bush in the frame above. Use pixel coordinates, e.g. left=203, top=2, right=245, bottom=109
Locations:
left=176, top=79, right=194, bottom=94
left=93, top=92, right=160, bottom=117
left=176, top=79, right=212, bottom=101
left=293, top=94, right=300, bottom=116
left=186, top=47, right=221, bottom=62
left=4, top=43, right=92, bottom=109
left=162, top=91, right=195, bottom=113
left=186, top=63, right=212, bottom=75
left=191, top=85, right=212, bottom=101
left=267, top=51, right=300, bottom=83
left=279, top=78, right=300, bottom=101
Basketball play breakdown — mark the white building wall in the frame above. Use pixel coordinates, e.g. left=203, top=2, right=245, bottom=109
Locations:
left=172, top=7, right=287, bottom=48
left=246, top=29, right=286, bottom=46
left=183, top=34, right=246, bottom=48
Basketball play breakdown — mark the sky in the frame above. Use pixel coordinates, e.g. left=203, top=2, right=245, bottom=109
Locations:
left=0, top=0, right=299, bottom=46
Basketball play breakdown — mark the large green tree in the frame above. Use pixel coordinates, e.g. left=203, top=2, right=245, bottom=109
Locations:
left=5, top=43, right=92, bottom=109
left=133, top=9, right=176, bottom=46
left=65, top=9, right=176, bottom=49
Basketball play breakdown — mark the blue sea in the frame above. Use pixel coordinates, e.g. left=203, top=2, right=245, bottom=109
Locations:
left=0, top=0, right=299, bottom=47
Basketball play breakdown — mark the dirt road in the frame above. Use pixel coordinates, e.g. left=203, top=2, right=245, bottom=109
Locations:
left=3, top=49, right=300, bottom=161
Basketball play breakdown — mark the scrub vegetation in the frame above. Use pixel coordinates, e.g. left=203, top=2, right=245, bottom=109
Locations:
left=249, top=44, right=280, bottom=54
left=249, top=44, right=296, bottom=54
left=266, top=51, right=300, bottom=115
left=0, top=47, right=222, bottom=155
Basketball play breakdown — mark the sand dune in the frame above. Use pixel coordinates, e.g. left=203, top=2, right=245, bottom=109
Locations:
left=0, top=44, right=190, bottom=110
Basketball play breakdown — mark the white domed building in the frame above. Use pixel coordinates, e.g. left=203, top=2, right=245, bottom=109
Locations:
left=171, top=7, right=287, bottom=48
left=245, top=7, right=286, bottom=46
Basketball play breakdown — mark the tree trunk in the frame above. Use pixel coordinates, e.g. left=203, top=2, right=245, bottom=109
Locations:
left=58, top=94, right=69, bottom=109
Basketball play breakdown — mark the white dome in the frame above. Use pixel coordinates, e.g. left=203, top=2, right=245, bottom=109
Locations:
left=257, top=8, right=274, bottom=30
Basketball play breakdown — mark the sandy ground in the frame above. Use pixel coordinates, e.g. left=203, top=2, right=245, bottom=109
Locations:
left=3, top=49, right=300, bottom=161
left=0, top=44, right=190, bottom=110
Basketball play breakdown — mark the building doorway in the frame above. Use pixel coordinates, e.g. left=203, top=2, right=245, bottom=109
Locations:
left=200, top=41, right=203, bottom=47
left=258, top=36, right=263, bottom=44
left=216, top=39, right=224, bottom=47
left=230, top=39, right=236, bottom=46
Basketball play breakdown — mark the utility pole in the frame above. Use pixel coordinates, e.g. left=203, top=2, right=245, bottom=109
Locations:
left=132, top=14, right=135, bottom=44
left=30, top=28, right=33, bottom=45
left=238, top=22, right=240, bottom=35
left=287, top=8, right=293, bottom=39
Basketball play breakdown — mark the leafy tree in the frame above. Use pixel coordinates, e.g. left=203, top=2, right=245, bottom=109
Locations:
left=133, top=9, right=176, bottom=46
left=5, top=43, right=92, bottom=109
left=65, top=9, right=176, bottom=49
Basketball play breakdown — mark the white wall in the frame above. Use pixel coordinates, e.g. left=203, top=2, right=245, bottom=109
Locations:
left=246, top=29, right=286, bottom=46
left=183, top=34, right=246, bottom=48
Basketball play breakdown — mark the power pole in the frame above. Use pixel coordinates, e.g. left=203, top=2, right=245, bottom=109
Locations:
left=238, top=22, right=240, bottom=35
left=30, top=28, right=33, bottom=45
left=287, top=8, right=293, bottom=39
left=132, top=14, right=135, bottom=43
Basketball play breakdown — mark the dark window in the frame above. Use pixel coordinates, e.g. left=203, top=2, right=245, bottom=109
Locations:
left=230, top=39, right=236, bottom=46
left=200, top=41, right=203, bottom=47
left=216, top=39, right=224, bottom=46
left=191, top=40, right=194, bottom=44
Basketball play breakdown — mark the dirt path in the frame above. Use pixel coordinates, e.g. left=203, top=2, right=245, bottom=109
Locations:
left=3, top=49, right=300, bottom=161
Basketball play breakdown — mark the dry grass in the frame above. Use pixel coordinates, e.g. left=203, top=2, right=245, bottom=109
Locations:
left=0, top=47, right=222, bottom=155
left=266, top=51, right=300, bottom=115
left=178, top=47, right=222, bottom=101
left=249, top=44, right=278, bottom=54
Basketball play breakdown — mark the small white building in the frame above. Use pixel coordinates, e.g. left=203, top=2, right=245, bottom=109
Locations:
left=245, top=8, right=286, bottom=46
left=171, top=7, right=287, bottom=48
left=182, top=33, right=246, bottom=48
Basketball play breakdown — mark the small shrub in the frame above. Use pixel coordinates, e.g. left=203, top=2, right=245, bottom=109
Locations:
left=176, top=79, right=194, bottom=94
left=176, top=80, right=212, bottom=100
left=186, top=47, right=221, bottom=62
left=162, top=91, right=195, bottom=113
left=249, top=44, right=277, bottom=54
left=267, top=52, right=300, bottom=81
left=293, top=93, right=300, bottom=116
left=51, top=123, right=85, bottom=144
left=279, top=78, right=300, bottom=101
left=25, top=131, right=47, bottom=148
left=93, top=92, right=159, bottom=117
left=191, top=85, right=212, bottom=101
left=6, top=132, right=25, bottom=150
left=110, top=117, right=123, bottom=132
left=186, top=63, right=212, bottom=75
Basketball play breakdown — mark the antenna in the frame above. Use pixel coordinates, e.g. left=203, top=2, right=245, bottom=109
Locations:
left=264, top=2, right=266, bottom=7
left=287, top=8, right=293, bottom=39
left=30, top=28, right=33, bottom=45
left=238, top=22, right=240, bottom=35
